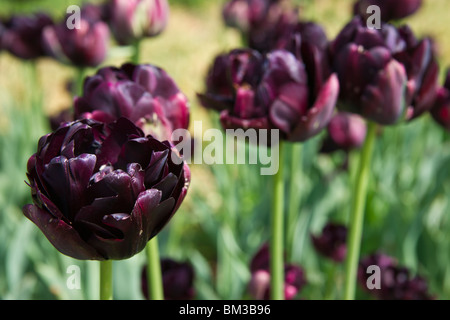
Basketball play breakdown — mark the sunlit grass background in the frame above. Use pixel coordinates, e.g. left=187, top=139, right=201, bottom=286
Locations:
left=0, top=0, right=450, bottom=300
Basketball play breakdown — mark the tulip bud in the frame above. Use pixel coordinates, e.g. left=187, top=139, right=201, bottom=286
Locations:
left=42, top=9, right=109, bottom=67
left=311, top=223, right=348, bottom=262
left=321, top=112, right=367, bottom=153
left=142, top=259, right=195, bottom=300
left=73, top=63, right=189, bottom=142
left=354, top=0, right=422, bottom=22
left=107, top=0, right=169, bottom=45
left=23, top=118, right=190, bottom=260
left=431, top=69, right=450, bottom=131
left=1, top=13, right=53, bottom=60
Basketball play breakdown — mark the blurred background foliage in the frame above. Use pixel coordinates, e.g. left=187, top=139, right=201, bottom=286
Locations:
left=0, top=0, right=449, bottom=300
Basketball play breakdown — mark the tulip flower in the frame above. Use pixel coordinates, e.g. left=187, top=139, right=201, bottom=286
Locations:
left=1, top=13, right=53, bottom=60
left=311, top=223, right=348, bottom=263
left=142, top=259, right=195, bottom=300
left=248, top=244, right=306, bottom=300
left=222, top=0, right=298, bottom=53
left=354, top=0, right=423, bottom=22
left=23, top=118, right=190, bottom=261
left=106, top=0, right=169, bottom=46
left=358, top=253, right=433, bottom=300
left=321, top=112, right=367, bottom=153
left=431, top=69, right=450, bottom=131
left=331, top=17, right=439, bottom=124
left=331, top=18, right=410, bottom=125
left=198, top=48, right=339, bottom=142
left=72, top=63, right=189, bottom=142
left=42, top=10, right=109, bottom=67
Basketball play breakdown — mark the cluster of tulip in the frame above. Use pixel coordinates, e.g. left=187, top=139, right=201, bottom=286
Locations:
left=0, top=0, right=194, bottom=300
left=4, top=0, right=448, bottom=300
left=199, top=0, right=444, bottom=300
left=0, top=0, right=168, bottom=67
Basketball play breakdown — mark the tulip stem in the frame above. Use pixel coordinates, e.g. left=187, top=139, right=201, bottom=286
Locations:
left=146, top=237, right=164, bottom=300
left=343, top=121, right=377, bottom=300
left=270, top=140, right=285, bottom=300
left=287, top=143, right=302, bottom=261
left=132, top=40, right=141, bottom=64
left=99, top=260, right=113, bottom=300
left=75, top=67, right=87, bottom=97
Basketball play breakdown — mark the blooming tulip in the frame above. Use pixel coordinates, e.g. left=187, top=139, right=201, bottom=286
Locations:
left=42, top=9, right=109, bottom=67
left=73, top=63, right=189, bottom=141
left=198, top=48, right=339, bottom=142
left=1, top=13, right=53, bottom=60
left=23, top=118, right=190, bottom=260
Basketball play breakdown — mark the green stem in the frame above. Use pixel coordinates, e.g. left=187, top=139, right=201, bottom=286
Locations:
left=343, top=121, right=378, bottom=300
left=146, top=237, right=164, bottom=300
left=132, top=40, right=141, bottom=64
left=286, top=143, right=302, bottom=261
left=99, top=260, right=113, bottom=300
left=75, top=67, right=87, bottom=97
left=270, top=141, right=285, bottom=300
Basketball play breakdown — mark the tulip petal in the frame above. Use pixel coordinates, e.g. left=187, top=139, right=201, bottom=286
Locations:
left=361, top=60, right=407, bottom=125
left=23, top=204, right=104, bottom=260
left=288, top=74, right=339, bottom=142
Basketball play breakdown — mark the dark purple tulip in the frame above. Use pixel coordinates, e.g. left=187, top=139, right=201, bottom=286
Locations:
left=223, top=0, right=299, bottom=54
left=198, top=48, right=339, bottom=143
left=331, top=17, right=409, bottom=125
left=23, top=118, right=190, bottom=260
left=222, top=0, right=291, bottom=33
left=248, top=244, right=306, bottom=300
left=331, top=17, right=439, bottom=123
left=106, top=0, right=169, bottom=46
left=358, top=253, right=434, bottom=300
left=321, top=112, right=367, bottom=153
left=142, top=259, right=195, bottom=300
left=354, top=0, right=422, bottom=22
left=73, top=63, right=189, bottom=142
left=1, top=13, right=53, bottom=60
left=42, top=10, right=109, bottom=67
left=311, top=223, right=348, bottom=263
left=431, top=69, right=450, bottom=131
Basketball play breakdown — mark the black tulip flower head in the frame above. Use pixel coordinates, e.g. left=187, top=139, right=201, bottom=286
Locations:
left=106, top=0, right=169, bottom=46
left=358, top=253, right=434, bottom=300
left=42, top=6, right=110, bottom=67
left=311, top=222, right=348, bottom=263
left=23, top=118, right=190, bottom=260
left=1, top=13, right=54, bottom=60
left=354, top=0, right=423, bottom=22
left=431, top=69, right=450, bottom=131
left=331, top=17, right=439, bottom=125
left=69, top=63, right=189, bottom=143
left=198, top=47, right=339, bottom=143
left=248, top=244, right=306, bottom=300
left=222, top=0, right=300, bottom=54
left=321, top=112, right=367, bottom=153
left=142, top=259, right=195, bottom=300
